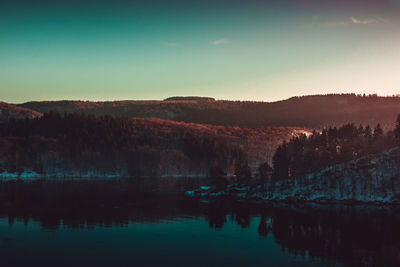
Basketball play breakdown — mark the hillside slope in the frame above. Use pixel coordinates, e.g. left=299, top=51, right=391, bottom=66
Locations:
left=189, top=147, right=400, bottom=203
left=0, top=102, right=42, bottom=121
left=0, top=115, right=311, bottom=179
left=257, top=147, right=400, bottom=203
left=18, top=94, right=400, bottom=130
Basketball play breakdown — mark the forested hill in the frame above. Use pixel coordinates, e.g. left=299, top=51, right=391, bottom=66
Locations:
left=0, top=102, right=42, bottom=121
left=187, top=147, right=400, bottom=204
left=16, top=94, right=400, bottom=130
left=0, top=112, right=310, bottom=178
left=253, top=146, right=400, bottom=203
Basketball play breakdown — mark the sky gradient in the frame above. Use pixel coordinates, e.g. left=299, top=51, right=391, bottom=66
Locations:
left=1, top=0, right=400, bottom=103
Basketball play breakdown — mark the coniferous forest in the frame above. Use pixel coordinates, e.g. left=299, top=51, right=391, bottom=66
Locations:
left=272, top=123, right=396, bottom=181
left=2, top=107, right=400, bottom=193
left=0, top=111, right=233, bottom=178
left=0, top=110, right=304, bottom=180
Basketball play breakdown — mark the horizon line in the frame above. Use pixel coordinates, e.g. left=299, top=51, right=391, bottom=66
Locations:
left=4, top=92, right=400, bottom=105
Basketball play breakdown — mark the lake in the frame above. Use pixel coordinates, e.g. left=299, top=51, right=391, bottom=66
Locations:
left=1, top=188, right=400, bottom=267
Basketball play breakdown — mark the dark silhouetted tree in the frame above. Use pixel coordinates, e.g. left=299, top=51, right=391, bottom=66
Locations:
left=209, top=165, right=228, bottom=189
left=395, top=114, right=400, bottom=141
left=258, top=162, right=273, bottom=183
left=273, top=142, right=289, bottom=180
left=234, top=154, right=252, bottom=184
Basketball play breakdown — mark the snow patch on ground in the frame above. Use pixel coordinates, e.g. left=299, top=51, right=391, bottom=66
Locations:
left=0, top=168, right=207, bottom=181
left=186, top=147, right=400, bottom=204
left=0, top=170, right=42, bottom=181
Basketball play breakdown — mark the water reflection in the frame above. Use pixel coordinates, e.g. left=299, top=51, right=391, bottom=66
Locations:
left=202, top=202, right=400, bottom=267
left=1, top=185, right=400, bottom=266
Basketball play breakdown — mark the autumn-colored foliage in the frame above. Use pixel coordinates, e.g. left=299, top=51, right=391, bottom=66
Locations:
left=0, top=111, right=308, bottom=178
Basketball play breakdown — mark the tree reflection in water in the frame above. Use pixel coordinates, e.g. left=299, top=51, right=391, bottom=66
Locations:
left=1, top=190, right=400, bottom=266
left=204, top=202, right=400, bottom=267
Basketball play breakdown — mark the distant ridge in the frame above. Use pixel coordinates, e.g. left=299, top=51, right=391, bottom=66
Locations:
left=4, top=93, right=400, bottom=131
left=163, top=96, right=215, bottom=101
left=0, top=102, right=42, bottom=121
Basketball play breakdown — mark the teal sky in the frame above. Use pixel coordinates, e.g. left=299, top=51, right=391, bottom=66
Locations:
left=1, top=0, right=400, bottom=103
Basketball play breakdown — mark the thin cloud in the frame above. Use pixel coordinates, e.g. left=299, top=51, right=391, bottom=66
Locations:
left=308, top=15, right=384, bottom=28
left=373, top=16, right=391, bottom=24
left=209, top=39, right=230, bottom=45
left=319, top=20, right=347, bottom=27
left=350, top=17, right=377, bottom=25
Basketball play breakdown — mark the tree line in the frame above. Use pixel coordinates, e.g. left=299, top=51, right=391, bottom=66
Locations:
left=272, top=120, right=399, bottom=181
left=0, top=111, right=239, bottom=177
left=1, top=110, right=399, bottom=187
left=20, top=94, right=400, bottom=131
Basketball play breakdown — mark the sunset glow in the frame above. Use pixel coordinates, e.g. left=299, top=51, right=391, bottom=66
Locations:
left=1, top=0, right=400, bottom=102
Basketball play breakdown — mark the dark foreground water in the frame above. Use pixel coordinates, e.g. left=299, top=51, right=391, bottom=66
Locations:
left=1, top=181, right=400, bottom=266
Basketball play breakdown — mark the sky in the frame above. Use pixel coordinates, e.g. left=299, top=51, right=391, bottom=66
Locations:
left=1, top=0, right=400, bottom=103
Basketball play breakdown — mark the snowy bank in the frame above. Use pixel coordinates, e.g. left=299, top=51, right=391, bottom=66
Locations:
left=186, top=147, right=400, bottom=204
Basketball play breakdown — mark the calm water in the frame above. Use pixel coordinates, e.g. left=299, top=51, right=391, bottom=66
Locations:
left=0, top=181, right=400, bottom=266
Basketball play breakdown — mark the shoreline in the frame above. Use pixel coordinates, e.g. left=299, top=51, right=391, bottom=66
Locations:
left=184, top=184, right=400, bottom=206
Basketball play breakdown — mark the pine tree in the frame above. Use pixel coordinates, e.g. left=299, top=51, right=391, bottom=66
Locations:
left=234, top=154, right=252, bottom=184
left=272, top=142, right=289, bottom=180
left=395, top=114, right=400, bottom=141
left=373, top=123, right=383, bottom=139
left=258, top=162, right=273, bottom=183
left=209, top=165, right=228, bottom=189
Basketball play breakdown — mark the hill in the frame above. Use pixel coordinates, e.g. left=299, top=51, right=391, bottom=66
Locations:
left=17, top=94, right=400, bottom=130
left=0, top=113, right=311, bottom=179
left=163, top=96, right=215, bottom=101
left=187, top=146, right=400, bottom=204
left=258, top=146, right=400, bottom=203
left=0, top=102, right=42, bottom=121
